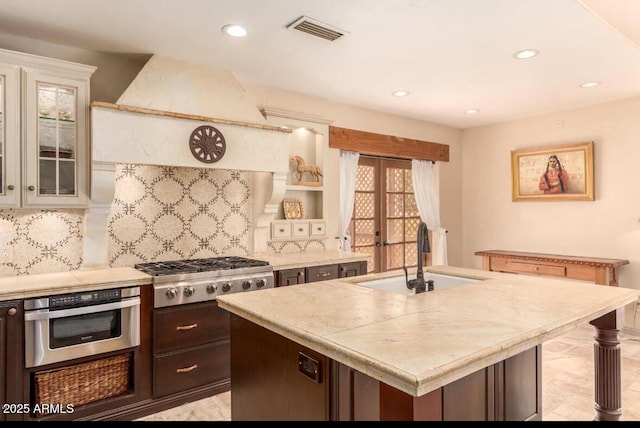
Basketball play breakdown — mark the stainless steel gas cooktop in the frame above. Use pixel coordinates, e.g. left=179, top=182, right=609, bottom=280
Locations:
left=135, top=256, right=274, bottom=308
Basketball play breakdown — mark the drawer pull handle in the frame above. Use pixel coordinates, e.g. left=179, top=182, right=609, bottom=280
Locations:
left=298, top=228, right=304, bottom=232
left=176, top=323, right=198, bottom=331
left=534, top=267, right=539, bottom=271
left=318, top=272, right=331, bottom=277
left=176, top=364, right=198, bottom=373
left=279, top=228, right=285, bottom=232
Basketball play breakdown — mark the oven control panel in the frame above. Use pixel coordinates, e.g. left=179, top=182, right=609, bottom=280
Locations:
left=24, top=287, right=141, bottom=312
left=50, top=289, right=122, bottom=308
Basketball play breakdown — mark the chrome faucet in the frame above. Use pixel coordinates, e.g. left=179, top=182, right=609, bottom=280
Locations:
left=404, top=222, right=432, bottom=294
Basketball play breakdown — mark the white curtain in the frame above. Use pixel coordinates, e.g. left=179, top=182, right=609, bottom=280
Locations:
left=339, top=151, right=360, bottom=251
left=411, top=159, right=448, bottom=265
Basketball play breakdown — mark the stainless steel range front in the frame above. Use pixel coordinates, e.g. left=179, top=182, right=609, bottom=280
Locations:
left=134, top=256, right=274, bottom=308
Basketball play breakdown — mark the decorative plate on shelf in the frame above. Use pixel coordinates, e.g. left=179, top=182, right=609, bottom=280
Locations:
left=283, top=198, right=304, bottom=220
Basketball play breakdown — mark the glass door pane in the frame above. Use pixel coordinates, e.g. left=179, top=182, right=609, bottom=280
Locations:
left=37, top=82, right=77, bottom=196
left=349, top=157, right=379, bottom=272
left=382, top=161, right=417, bottom=271
left=348, top=156, right=416, bottom=274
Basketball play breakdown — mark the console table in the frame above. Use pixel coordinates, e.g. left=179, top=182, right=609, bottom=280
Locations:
left=474, top=250, right=629, bottom=286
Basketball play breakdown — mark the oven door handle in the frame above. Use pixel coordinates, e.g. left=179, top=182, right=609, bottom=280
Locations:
left=24, top=297, right=141, bottom=321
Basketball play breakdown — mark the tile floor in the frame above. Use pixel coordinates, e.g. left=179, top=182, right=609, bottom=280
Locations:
left=137, top=322, right=640, bottom=422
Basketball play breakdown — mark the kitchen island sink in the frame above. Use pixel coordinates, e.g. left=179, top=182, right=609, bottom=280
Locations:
left=217, top=265, right=639, bottom=421
left=357, top=271, right=479, bottom=295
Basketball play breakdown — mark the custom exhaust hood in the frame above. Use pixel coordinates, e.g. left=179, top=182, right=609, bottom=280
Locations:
left=84, top=55, right=292, bottom=267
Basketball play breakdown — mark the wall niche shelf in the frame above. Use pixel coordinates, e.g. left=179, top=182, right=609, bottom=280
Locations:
left=286, top=184, right=323, bottom=192
left=258, top=108, right=333, bottom=243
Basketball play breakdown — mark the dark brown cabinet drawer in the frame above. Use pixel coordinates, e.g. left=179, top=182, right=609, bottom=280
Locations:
left=276, top=268, right=306, bottom=286
left=339, top=261, right=367, bottom=278
left=306, top=264, right=339, bottom=283
left=276, top=261, right=367, bottom=287
left=153, top=301, right=229, bottom=354
left=153, top=341, right=230, bottom=398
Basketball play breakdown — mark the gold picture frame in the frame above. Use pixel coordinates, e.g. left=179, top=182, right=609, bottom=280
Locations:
left=283, top=198, right=304, bottom=220
left=511, top=141, right=594, bottom=201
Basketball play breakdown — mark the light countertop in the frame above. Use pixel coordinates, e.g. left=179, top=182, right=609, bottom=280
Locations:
left=0, top=251, right=369, bottom=300
left=252, top=250, right=370, bottom=270
left=216, top=265, right=639, bottom=397
left=0, top=267, right=152, bottom=300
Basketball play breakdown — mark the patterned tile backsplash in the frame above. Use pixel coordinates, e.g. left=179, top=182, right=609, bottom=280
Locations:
left=0, top=164, right=325, bottom=277
left=108, top=164, right=252, bottom=267
left=0, top=164, right=252, bottom=276
left=0, top=209, right=84, bottom=276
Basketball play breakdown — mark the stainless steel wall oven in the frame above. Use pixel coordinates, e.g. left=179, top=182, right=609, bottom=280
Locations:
left=24, top=286, right=140, bottom=368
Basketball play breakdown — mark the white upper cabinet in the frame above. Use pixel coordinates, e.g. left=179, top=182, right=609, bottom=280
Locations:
left=0, top=48, right=95, bottom=208
left=0, top=63, right=20, bottom=207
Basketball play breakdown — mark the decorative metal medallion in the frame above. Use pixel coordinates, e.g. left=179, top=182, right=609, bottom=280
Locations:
left=189, top=125, right=226, bottom=163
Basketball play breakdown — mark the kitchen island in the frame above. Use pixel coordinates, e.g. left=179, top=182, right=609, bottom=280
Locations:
left=216, top=265, right=639, bottom=421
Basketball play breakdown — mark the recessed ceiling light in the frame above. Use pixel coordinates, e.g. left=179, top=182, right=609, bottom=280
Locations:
left=222, top=24, right=249, bottom=38
left=465, top=109, right=479, bottom=114
left=513, top=49, right=539, bottom=59
left=392, top=90, right=409, bottom=97
left=580, top=81, right=601, bottom=88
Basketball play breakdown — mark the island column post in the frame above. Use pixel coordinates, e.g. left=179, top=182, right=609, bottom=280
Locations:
left=589, top=308, right=624, bottom=421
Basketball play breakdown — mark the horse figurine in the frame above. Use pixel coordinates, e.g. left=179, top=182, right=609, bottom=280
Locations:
left=290, top=155, right=323, bottom=183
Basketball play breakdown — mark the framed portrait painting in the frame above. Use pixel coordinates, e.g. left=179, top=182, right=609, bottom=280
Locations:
left=511, top=141, right=594, bottom=201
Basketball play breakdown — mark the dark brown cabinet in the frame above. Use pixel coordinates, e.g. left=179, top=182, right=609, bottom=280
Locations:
left=229, top=315, right=541, bottom=421
left=338, top=261, right=367, bottom=278
left=152, top=301, right=230, bottom=398
left=275, top=260, right=367, bottom=287
left=307, top=264, right=339, bottom=283
left=340, top=346, right=541, bottom=421
left=0, top=300, right=24, bottom=422
left=230, top=315, right=330, bottom=420
left=276, top=267, right=306, bottom=286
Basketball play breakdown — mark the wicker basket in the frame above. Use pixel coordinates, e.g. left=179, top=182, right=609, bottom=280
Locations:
left=33, top=353, right=132, bottom=416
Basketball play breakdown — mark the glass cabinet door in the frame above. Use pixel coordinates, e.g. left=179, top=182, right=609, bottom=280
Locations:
left=24, top=67, right=90, bottom=207
left=0, top=63, right=19, bottom=207
left=0, top=50, right=93, bottom=208
left=37, top=82, right=77, bottom=196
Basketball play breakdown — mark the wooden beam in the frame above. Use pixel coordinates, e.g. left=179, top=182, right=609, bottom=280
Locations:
left=328, top=126, right=449, bottom=162
left=91, top=101, right=292, bottom=133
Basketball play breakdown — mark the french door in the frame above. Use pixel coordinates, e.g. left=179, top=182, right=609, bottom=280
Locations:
left=347, top=156, right=421, bottom=274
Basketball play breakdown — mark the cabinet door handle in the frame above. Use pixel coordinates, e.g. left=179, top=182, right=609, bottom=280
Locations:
left=298, top=228, right=304, bottom=232
left=6, top=185, right=14, bottom=191
left=28, top=185, right=35, bottom=191
left=7, top=308, right=17, bottom=316
left=279, top=228, right=285, bottom=232
left=176, top=364, right=198, bottom=373
left=176, top=323, right=198, bottom=331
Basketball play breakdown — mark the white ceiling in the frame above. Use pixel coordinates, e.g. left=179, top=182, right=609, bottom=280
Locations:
left=1, top=0, right=639, bottom=129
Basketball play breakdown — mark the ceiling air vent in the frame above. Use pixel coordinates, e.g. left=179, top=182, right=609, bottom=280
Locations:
left=287, top=16, right=347, bottom=42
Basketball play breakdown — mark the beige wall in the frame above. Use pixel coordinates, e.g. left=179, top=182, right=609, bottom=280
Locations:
left=0, top=31, right=148, bottom=103
left=461, top=96, right=640, bottom=328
